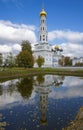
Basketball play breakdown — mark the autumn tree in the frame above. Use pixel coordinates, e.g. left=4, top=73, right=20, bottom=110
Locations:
left=64, top=56, right=72, bottom=66
left=36, top=56, right=44, bottom=68
left=0, top=85, right=3, bottom=95
left=58, top=59, right=63, bottom=66
left=75, top=62, right=83, bottom=66
left=16, top=40, right=34, bottom=68
left=58, top=56, right=72, bottom=66
left=37, top=74, right=45, bottom=85
left=58, top=56, right=65, bottom=66
left=16, top=77, right=33, bottom=99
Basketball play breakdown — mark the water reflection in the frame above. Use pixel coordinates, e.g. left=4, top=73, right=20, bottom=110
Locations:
left=0, top=75, right=83, bottom=130
left=63, top=106, right=83, bottom=130
left=0, top=85, right=2, bottom=95
left=16, top=77, right=33, bottom=99
left=49, top=76, right=83, bottom=99
left=34, top=75, right=52, bottom=125
left=33, top=75, right=65, bottom=126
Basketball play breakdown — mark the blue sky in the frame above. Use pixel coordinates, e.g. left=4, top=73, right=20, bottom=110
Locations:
left=0, top=0, right=83, bottom=57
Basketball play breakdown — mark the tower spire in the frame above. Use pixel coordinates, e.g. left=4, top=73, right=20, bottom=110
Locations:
left=42, top=3, right=44, bottom=10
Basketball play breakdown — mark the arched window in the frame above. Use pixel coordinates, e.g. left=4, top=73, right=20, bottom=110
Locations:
left=46, top=36, right=48, bottom=41
left=40, top=35, right=41, bottom=41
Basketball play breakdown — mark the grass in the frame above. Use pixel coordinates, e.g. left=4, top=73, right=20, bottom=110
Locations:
left=0, top=67, right=83, bottom=80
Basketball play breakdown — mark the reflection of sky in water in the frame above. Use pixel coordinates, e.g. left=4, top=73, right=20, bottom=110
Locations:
left=50, top=76, right=83, bottom=99
left=0, top=75, right=83, bottom=130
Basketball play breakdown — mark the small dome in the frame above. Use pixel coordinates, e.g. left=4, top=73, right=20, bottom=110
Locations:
left=40, top=9, right=47, bottom=17
left=55, top=83, right=59, bottom=88
left=40, top=119, right=47, bottom=125
left=55, top=45, right=59, bottom=50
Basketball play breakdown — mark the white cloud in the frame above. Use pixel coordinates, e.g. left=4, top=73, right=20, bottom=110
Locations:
left=0, top=20, right=36, bottom=43
left=0, top=20, right=37, bottom=53
left=48, top=30, right=83, bottom=57
left=0, top=20, right=83, bottom=57
left=49, top=86, right=83, bottom=99
left=0, top=44, right=21, bottom=53
left=63, top=76, right=83, bottom=88
left=48, top=30, right=83, bottom=42
left=13, top=44, right=21, bottom=51
left=60, top=42, right=83, bottom=57
left=49, top=77, right=83, bottom=99
left=0, top=45, right=12, bottom=53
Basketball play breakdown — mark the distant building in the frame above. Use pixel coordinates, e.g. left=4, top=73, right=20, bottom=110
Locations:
left=33, top=6, right=62, bottom=68
left=72, top=57, right=83, bottom=66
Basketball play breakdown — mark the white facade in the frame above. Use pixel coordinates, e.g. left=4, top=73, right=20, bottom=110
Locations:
left=33, top=43, right=53, bottom=67
left=33, top=7, right=62, bottom=68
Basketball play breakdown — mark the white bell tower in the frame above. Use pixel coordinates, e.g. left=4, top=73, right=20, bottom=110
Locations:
left=39, top=6, right=48, bottom=44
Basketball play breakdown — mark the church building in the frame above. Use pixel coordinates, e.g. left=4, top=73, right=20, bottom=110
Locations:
left=33, top=6, right=62, bottom=67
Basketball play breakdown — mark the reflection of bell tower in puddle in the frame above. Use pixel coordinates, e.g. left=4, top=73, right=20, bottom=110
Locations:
left=39, top=84, right=51, bottom=125
left=34, top=74, right=64, bottom=126
left=34, top=75, right=52, bottom=125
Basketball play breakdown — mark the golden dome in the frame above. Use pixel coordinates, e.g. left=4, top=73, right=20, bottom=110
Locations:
left=55, top=45, right=59, bottom=50
left=40, top=9, right=47, bottom=17
left=55, top=83, right=59, bottom=88
left=40, top=119, right=47, bottom=125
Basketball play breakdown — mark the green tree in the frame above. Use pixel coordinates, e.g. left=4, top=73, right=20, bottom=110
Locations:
left=0, top=53, right=3, bottom=67
left=16, top=40, right=34, bottom=68
left=36, top=56, right=44, bottom=68
left=21, top=40, right=32, bottom=54
left=17, top=50, right=33, bottom=67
